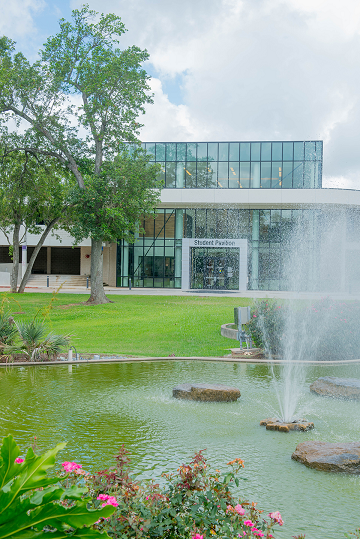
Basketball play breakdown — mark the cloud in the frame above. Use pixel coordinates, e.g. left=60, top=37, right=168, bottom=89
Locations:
left=0, top=0, right=45, bottom=40
left=6, top=0, right=360, bottom=188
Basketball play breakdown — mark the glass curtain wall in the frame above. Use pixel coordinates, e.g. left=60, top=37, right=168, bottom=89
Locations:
left=137, top=141, right=323, bottom=189
left=117, top=207, right=341, bottom=291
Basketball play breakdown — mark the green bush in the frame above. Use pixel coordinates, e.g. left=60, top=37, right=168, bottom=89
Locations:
left=60, top=447, right=284, bottom=539
left=0, top=434, right=114, bottom=538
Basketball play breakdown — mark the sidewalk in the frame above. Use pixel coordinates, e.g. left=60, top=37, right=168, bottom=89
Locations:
left=1, top=284, right=360, bottom=300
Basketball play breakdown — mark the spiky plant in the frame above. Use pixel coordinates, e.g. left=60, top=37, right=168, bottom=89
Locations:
left=15, top=321, right=70, bottom=361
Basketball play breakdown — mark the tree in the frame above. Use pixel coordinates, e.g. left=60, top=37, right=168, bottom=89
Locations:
left=0, top=137, right=73, bottom=293
left=0, top=4, right=156, bottom=303
left=68, top=148, right=161, bottom=302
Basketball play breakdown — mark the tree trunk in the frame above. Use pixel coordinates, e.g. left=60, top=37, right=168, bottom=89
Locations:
left=10, top=223, right=21, bottom=292
left=86, top=238, right=111, bottom=304
left=17, top=218, right=60, bottom=293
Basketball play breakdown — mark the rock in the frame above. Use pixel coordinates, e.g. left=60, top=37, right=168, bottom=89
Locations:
left=292, top=441, right=360, bottom=474
left=260, top=418, right=314, bottom=432
left=173, top=383, right=240, bottom=402
left=310, top=377, right=360, bottom=400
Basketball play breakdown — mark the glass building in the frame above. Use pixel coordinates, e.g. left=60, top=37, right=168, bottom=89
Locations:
left=116, top=140, right=360, bottom=292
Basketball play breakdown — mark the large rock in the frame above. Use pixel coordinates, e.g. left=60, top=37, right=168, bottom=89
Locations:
left=310, top=377, right=360, bottom=400
left=173, top=383, right=240, bottom=402
left=292, top=441, right=360, bottom=474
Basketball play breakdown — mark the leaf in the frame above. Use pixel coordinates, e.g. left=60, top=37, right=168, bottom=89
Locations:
left=0, top=501, right=115, bottom=538
left=0, top=442, right=66, bottom=518
left=8, top=528, right=112, bottom=539
left=0, top=435, right=21, bottom=488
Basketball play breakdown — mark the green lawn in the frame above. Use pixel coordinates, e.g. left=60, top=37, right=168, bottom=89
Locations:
left=0, top=292, right=254, bottom=357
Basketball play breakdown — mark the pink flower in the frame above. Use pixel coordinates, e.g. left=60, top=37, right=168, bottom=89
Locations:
left=15, top=457, right=24, bottom=464
left=244, top=520, right=254, bottom=527
left=62, top=461, right=82, bottom=473
left=253, top=314, right=257, bottom=318
left=192, top=535, right=203, bottom=539
left=235, top=504, right=245, bottom=516
left=97, top=494, right=119, bottom=508
left=269, top=511, right=284, bottom=526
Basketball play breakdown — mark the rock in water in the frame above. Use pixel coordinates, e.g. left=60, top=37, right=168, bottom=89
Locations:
left=310, top=377, right=360, bottom=400
left=173, top=383, right=240, bottom=402
left=292, top=441, right=360, bottom=474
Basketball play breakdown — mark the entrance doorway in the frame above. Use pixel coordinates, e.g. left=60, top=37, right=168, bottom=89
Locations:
left=190, top=248, right=240, bottom=290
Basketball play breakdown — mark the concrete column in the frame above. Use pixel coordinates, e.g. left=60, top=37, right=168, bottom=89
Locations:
left=46, top=246, right=51, bottom=274
left=251, top=210, right=259, bottom=289
left=21, top=244, right=27, bottom=279
left=122, top=242, right=129, bottom=287
left=175, top=209, right=184, bottom=288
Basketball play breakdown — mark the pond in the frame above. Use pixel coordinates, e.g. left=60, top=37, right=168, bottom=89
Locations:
left=1, top=360, right=359, bottom=538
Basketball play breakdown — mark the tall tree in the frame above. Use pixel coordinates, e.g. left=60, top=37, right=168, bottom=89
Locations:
left=0, top=138, right=73, bottom=292
left=68, top=148, right=161, bottom=302
left=0, top=5, right=155, bottom=303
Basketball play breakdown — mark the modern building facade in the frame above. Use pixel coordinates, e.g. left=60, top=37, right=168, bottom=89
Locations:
left=1, top=140, right=360, bottom=293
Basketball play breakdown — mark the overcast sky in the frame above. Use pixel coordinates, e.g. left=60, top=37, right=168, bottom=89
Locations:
left=1, top=0, right=360, bottom=189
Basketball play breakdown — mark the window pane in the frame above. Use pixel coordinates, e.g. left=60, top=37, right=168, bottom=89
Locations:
left=229, top=162, right=239, bottom=188
left=305, top=141, right=316, bottom=160
left=304, top=162, right=315, bottom=188
left=217, top=209, right=228, bottom=237
left=261, top=142, right=271, bottom=161
left=207, top=162, right=217, bottom=187
left=208, top=143, right=218, bottom=162
left=261, top=162, right=271, bottom=188
left=283, top=142, right=293, bottom=161
left=176, top=162, right=185, bottom=188
left=240, top=162, right=250, bottom=188
left=293, top=162, right=303, bottom=187
left=164, top=211, right=175, bottom=238
left=197, top=143, right=207, bottom=161
left=251, top=162, right=260, bottom=188
left=251, top=142, right=260, bottom=161
left=316, top=141, right=323, bottom=160
left=185, top=162, right=196, bottom=187
left=282, top=162, right=293, bottom=188
left=272, top=143, right=282, bottom=161
left=219, top=142, right=229, bottom=161
left=207, top=209, right=217, bottom=237
left=229, top=142, right=239, bottom=161
left=195, top=209, right=206, bottom=238
left=240, top=142, right=250, bottom=161
left=314, top=161, right=322, bottom=188
left=187, top=143, right=196, bottom=161
left=154, top=212, right=165, bottom=238
left=158, top=161, right=165, bottom=185
left=196, top=162, right=208, bottom=188
left=165, top=143, right=176, bottom=161
left=271, top=162, right=282, bottom=188
left=294, top=142, right=304, bottom=160
left=165, top=162, right=176, bottom=187
left=156, top=143, right=165, bottom=161
left=218, top=162, right=228, bottom=188
left=146, top=143, right=156, bottom=160
left=177, top=143, right=186, bottom=161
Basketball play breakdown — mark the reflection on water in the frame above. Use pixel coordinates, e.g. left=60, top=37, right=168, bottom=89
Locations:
left=0, top=360, right=359, bottom=538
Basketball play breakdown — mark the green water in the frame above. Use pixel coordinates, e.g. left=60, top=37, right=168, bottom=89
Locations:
left=0, top=360, right=359, bottom=538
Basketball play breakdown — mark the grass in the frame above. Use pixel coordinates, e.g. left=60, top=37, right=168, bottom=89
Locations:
left=0, top=292, right=253, bottom=357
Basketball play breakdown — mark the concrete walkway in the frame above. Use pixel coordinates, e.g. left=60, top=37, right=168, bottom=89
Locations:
left=1, top=284, right=360, bottom=300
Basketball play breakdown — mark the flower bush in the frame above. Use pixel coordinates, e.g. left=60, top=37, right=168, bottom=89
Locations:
left=60, top=447, right=283, bottom=539
left=247, top=298, right=360, bottom=361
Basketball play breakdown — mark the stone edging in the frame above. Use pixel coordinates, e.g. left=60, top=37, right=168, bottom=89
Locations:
left=2, top=356, right=360, bottom=367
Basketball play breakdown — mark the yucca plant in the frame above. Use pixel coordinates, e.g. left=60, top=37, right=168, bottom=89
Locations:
left=15, top=321, right=71, bottom=361
left=0, top=311, right=18, bottom=348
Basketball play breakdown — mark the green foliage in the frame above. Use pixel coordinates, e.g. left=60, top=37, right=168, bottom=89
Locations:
left=62, top=448, right=280, bottom=539
left=0, top=435, right=114, bottom=539
left=68, top=148, right=161, bottom=244
left=15, top=320, right=70, bottom=361
left=247, top=299, right=285, bottom=355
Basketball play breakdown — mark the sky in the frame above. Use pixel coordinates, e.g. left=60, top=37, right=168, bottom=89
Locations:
left=1, top=0, right=360, bottom=189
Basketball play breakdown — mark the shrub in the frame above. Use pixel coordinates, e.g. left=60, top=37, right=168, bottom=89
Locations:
left=0, top=434, right=114, bottom=539
left=60, top=447, right=283, bottom=539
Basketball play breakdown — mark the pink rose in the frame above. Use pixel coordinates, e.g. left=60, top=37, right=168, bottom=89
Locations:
left=15, top=457, right=24, bottom=464
left=269, top=511, right=284, bottom=526
left=244, top=520, right=254, bottom=527
left=62, top=461, right=83, bottom=473
left=235, top=504, right=245, bottom=516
